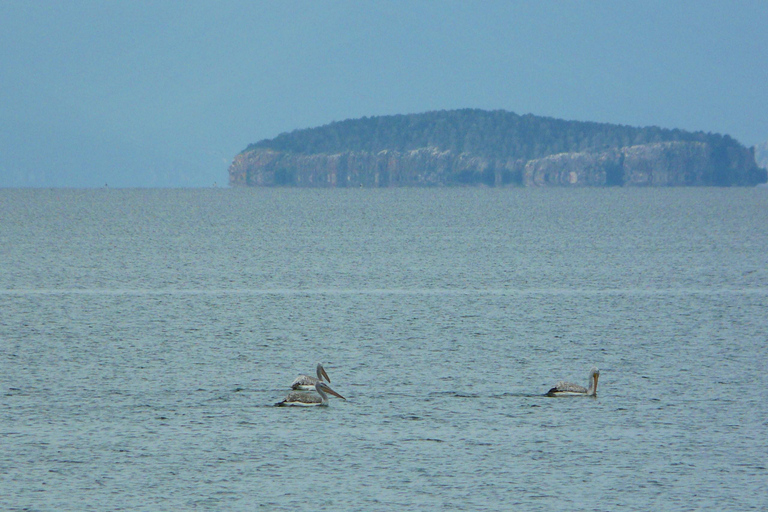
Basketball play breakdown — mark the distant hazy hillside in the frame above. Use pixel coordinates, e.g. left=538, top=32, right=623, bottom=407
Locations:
left=231, top=109, right=766, bottom=187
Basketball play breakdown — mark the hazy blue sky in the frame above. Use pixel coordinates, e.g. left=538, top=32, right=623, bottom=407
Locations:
left=1, top=0, right=767, bottom=187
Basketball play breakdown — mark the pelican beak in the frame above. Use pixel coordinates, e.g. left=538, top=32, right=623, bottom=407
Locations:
left=324, top=386, right=346, bottom=400
left=320, top=365, right=331, bottom=383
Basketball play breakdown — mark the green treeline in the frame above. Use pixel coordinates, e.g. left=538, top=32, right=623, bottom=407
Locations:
left=244, top=109, right=742, bottom=161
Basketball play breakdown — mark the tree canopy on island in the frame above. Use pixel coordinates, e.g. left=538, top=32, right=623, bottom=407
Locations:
left=244, top=109, right=742, bottom=162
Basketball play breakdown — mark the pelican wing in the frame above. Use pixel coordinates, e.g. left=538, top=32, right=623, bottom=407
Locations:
left=290, top=363, right=331, bottom=390
left=546, top=381, right=588, bottom=396
left=290, top=375, right=319, bottom=390
left=546, top=367, right=599, bottom=396
left=275, top=390, right=324, bottom=406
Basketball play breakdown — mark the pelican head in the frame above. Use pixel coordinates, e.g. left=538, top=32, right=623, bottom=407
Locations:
left=316, top=381, right=346, bottom=401
left=588, top=367, right=600, bottom=395
left=316, top=362, right=330, bottom=383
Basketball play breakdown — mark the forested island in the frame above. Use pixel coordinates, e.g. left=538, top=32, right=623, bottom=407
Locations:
left=229, top=109, right=766, bottom=187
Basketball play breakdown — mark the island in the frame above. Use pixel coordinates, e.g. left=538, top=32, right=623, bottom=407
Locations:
left=229, top=109, right=766, bottom=187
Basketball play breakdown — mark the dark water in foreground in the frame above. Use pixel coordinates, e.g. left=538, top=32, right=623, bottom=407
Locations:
left=2, top=188, right=767, bottom=511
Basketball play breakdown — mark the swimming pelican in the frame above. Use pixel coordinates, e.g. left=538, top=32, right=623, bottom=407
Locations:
left=546, top=367, right=600, bottom=396
left=275, top=380, right=346, bottom=407
left=290, top=362, right=331, bottom=390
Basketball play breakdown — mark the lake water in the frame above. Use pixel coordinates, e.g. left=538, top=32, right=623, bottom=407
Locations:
left=2, top=188, right=767, bottom=511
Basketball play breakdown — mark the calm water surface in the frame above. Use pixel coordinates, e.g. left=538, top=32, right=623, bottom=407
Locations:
left=1, top=188, right=767, bottom=511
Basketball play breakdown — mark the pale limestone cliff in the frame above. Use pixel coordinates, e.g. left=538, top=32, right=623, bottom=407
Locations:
left=754, top=140, right=768, bottom=170
left=230, top=141, right=766, bottom=188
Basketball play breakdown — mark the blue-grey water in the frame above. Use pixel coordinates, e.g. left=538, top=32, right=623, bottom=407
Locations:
left=2, top=188, right=767, bottom=511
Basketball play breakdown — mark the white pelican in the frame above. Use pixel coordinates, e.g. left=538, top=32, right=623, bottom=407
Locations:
left=546, top=367, right=600, bottom=396
left=275, top=380, right=346, bottom=407
left=290, top=362, right=331, bottom=390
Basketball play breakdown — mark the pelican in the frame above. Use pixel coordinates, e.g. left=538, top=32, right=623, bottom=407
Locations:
left=546, top=367, right=600, bottom=396
left=275, top=380, right=346, bottom=407
left=290, top=362, right=331, bottom=390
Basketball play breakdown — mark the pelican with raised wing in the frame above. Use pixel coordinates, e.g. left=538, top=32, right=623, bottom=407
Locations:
left=546, top=367, right=600, bottom=396
left=276, top=380, right=346, bottom=407
left=290, top=362, right=331, bottom=390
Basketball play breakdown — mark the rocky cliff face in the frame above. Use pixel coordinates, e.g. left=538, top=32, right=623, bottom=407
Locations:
left=524, top=141, right=764, bottom=186
left=229, top=141, right=766, bottom=187
left=754, top=140, right=768, bottom=171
